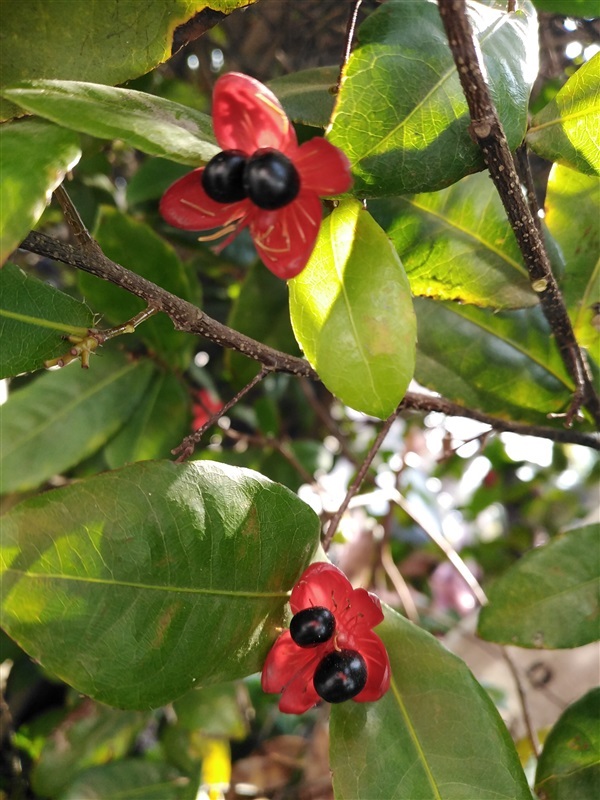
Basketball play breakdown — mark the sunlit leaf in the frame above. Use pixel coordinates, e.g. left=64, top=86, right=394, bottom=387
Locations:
left=0, top=350, right=155, bottom=493
left=0, top=119, right=80, bottom=264
left=0, top=263, right=93, bottom=378
left=329, top=0, right=538, bottom=196
left=528, top=53, right=600, bottom=176
left=3, top=81, right=218, bottom=166
left=478, top=524, right=600, bottom=648
left=330, top=606, right=531, bottom=799
left=0, top=460, right=320, bottom=708
left=289, top=200, right=416, bottom=419
left=535, top=688, right=600, bottom=800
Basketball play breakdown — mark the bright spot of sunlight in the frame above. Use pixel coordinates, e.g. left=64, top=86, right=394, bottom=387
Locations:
left=565, top=41, right=583, bottom=59
left=187, top=54, right=200, bottom=70
left=502, top=433, right=553, bottom=467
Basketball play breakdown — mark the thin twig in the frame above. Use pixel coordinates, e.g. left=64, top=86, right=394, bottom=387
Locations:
left=54, top=184, right=101, bottom=253
left=323, top=408, right=399, bottom=551
left=501, top=648, right=541, bottom=758
left=437, top=0, right=600, bottom=427
left=299, top=378, right=360, bottom=466
left=224, top=429, right=315, bottom=486
left=391, top=488, right=488, bottom=608
left=380, top=544, right=421, bottom=625
left=173, top=367, right=270, bottom=460
left=334, top=0, right=363, bottom=93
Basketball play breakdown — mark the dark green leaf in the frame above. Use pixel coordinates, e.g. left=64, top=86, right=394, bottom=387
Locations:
left=329, top=0, right=537, bottom=196
left=528, top=54, right=600, bottom=176
left=531, top=0, right=596, bottom=13
left=478, top=525, right=600, bottom=648
left=80, top=206, right=199, bottom=368
left=3, top=81, right=218, bottom=165
left=0, top=263, right=93, bottom=378
left=126, top=158, right=191, bottom=207
left=59, top=760, right=190, bottom=800
left=269, top=66, right=339, bottom=128
left=289, top=200, right=416, bottom=419
left=173, top=683, right=248, bottom=739
left=31, top=701, right=144, bottom=797
left=0, top=119, right=80, bottom=264
left=330, top=606, right=531, bottom=799
left=545, top=164, right=599, bottom=353
left=413, top=298, right=590, bottom=426
left=0, top=460, right=320, bottom=708
left=227, top=262, right=300, bottom=386
left=0, top=349, right=155, bottom=493
left=535, top=688, right=600, bottom=800
left=104, top=370, right=191, bottom=468
left=0, top=0, right=255, bottom=121
left=373, top=172, right=536, bottom=309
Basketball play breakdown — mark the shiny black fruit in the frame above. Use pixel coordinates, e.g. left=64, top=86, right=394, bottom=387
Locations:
left=202, top=150, right=248, bottom=203
left=313, top=649, right=367, bottom=703
left=290, top=606, right=336, bottom=648
left=244, top=148, right=300, bottom=210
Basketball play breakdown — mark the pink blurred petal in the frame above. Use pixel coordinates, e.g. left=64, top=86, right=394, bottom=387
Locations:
left=249, top=191, right=321, bottom=280
left=290, top=563, right=353, bottom=614
left=160, top=169, right=250, bottom=231
left=295, top=137, right=353, bottom=195
left=213, top=72, right=298, bottom=155
left=353, top=632, right=391, bottom=703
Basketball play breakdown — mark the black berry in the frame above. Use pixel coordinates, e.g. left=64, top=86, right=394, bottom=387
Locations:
left=202, top=150, right=248, bottom=203
left=244, top=148, right=300, bottom=210
left=313, top=649, right=367, bottom=703
left=290, top=606, right=336, bottom=648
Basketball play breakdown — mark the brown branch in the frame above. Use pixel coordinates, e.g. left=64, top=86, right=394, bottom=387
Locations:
left=335, top=0, right=363, bottom=94
left=18, top=232, right=599, bottom=450
left=437, top=0, right=600, bottom=428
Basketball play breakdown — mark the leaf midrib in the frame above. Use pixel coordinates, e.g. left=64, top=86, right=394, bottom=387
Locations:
left=529, top=104, right=600, bottom=136
left=5, top=568, right=289, bottom=599
left=0, top=307, right=88, bottom=336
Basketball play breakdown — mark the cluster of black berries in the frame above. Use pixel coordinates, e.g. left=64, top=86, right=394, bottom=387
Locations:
left=289, top=606, right=367, bottom=703
left=202, top=148, right=300, bottom=210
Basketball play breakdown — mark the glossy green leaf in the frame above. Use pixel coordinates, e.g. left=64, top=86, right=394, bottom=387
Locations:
left=31, top=702, right=144, bottom=797
left=0, top=118, right=80, bottom=264
left=478, top=525, right=600, bottom=648
left=227, top=262, right=300, bottom=386
left=269, top=66, right=339, bottom=128
left=373, top=172, right=536, bottom=309
left=528, top=54, right=600, bottom=176
left=0, top=0, right=254, bottom=121
left=104, top=370, right=191, bottom=468
left=545, top=164, right=600, bottom=353
left=0, top=263, right=93, bottom=378
left=3, top=81, right=218, bottom=166
left=329, top=0, right=537, bottom=197
left=79, top=207, right=198, bottom=368
left=0, top=350, right=155, bottom=494
left=532, top=0, right=596, bottom=13
left=330, top=606, right=531, bottom=800
left=59, top=760, right=190, bottom=800
left=535, top=688, right=600, bottom=800
left=289, top=200, right=416, bottom=419
left=413, top=298, right=591, bottom=426
left=0, top=460, right=320, bottom=708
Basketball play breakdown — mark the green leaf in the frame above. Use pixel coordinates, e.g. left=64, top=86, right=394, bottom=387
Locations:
left=413, top=298, right=590, bottom=426
left=59, top=760, right=190, bottom=800
left=528, top=54, right=600, bottom=176
left=126, top=158, right=191, bottom=207
left=0, top=119, right=80, bottom=264
left=80, top=206, right=199, bottom=368
left=0, top=460, right=320, bottom=708
left=329, top=0, right=537, bottom=197
left=373, top=172, right=536, bottom=309
left=227, top=262, right=300, bottom=387
left=104, top=370, right=191, bottom=468
left=330, top=606, right=531, bottom=800
left=0, top=350, right=155, bottom=494
left=0, top=0, right=255, bottom=121
left=535, top=688, right=600, bottom=800
left=478, top=525, right=600, bottom=648
left=173, top=683, right=248, bottom=739
left=532, top=0, right=596, bottom=13
left=269, top=66, right=339, bottom=128
left=3, top=81, right=218, bottom=166
left=545, top=164, right=600, bottom=353
left=31, top=702, right=144, bottom=798
left=0, top=263, right=93, bottom=378
left=289, top=200, right=416, bottom=419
